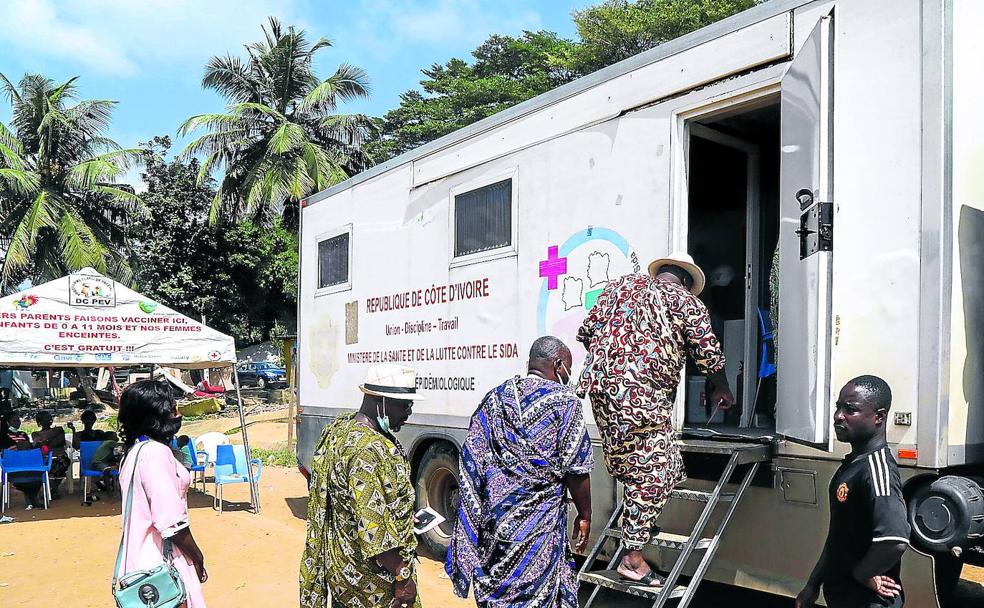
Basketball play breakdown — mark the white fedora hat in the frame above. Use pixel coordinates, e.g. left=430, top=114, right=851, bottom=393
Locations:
left=359, top=363, right=426, bottom=400
left=647, top=251, right=707, bottom=296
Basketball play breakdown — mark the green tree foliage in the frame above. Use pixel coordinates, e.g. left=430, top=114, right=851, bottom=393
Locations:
left=0, top=73, right=142, bottom=292
left=180, top=17, right=375, bottom=227
left=569, top=0, right=760, bottom=73
left=131, top=136, right=296, bottom=345
left=372, top=0, right=759, bottom=161
left=368, top=31, right=577, bottom=160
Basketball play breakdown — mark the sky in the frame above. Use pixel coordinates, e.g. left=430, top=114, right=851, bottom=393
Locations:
left=0, top=0, right=593, bottom=188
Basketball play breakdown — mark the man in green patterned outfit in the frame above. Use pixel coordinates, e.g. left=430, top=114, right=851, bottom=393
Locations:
left=300, top=364, right=426, bottom=608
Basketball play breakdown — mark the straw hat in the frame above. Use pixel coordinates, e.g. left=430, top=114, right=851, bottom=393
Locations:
left=359, top=364, right=426, bottom=400
left=647, top=251, right=706, bottom=295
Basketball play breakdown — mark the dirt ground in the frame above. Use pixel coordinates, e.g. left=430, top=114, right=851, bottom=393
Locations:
left=1, top=413, right=981, bottom=607
left=0, top=412, right=471, bottom=608
left=0, top=466, right=471, bottom=607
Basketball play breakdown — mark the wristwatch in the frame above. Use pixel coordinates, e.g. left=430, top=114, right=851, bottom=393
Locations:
left=394, top=565, right=413, bottom=582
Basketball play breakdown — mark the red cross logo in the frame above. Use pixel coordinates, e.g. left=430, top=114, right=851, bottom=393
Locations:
left=539, top=246, right=567, bottom=290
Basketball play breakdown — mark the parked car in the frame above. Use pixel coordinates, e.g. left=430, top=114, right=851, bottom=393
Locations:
left=235, top=362, right=287, bottom=389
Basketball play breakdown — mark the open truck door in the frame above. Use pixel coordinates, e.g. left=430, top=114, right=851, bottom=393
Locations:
left=776, top=15, right=834, bottom=448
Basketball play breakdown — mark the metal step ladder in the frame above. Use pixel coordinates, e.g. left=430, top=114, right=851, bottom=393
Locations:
left=578, top=439, right=773, bottom=608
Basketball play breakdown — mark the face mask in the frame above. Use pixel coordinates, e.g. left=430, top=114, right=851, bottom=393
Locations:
left=162, top=416, right=183, bottom=438
left=558, top=362, right=572, bottom=386
left=376, top=398, right=391, bottom=434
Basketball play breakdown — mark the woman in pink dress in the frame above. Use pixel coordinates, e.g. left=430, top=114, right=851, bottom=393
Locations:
left=117, top=380, right=208, bottom=607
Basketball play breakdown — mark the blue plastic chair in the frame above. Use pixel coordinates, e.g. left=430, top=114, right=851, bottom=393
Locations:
left=213, top=444, right=261, bottom=513
left=1, top=448, right=52, bottom=512
left=757, top=307, right=777, bottom=379
left=79, top=440, right=119, bottom=505
left=184, top=442, right=209, bottom=493
left=744, top=307, right=778, bottom=426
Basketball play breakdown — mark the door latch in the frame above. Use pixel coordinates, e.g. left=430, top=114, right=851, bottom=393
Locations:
left=797, top=201, right=833, bottom=259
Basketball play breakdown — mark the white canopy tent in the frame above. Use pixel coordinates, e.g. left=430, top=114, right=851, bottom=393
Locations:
left=0, top=268, right=260, bottom=512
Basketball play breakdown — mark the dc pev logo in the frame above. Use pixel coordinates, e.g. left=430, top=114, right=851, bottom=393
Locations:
left=69, top=274, right=116, bottom=308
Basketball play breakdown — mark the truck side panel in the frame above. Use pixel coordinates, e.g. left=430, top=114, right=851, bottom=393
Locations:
left=947, top=0, right=984, bottom=465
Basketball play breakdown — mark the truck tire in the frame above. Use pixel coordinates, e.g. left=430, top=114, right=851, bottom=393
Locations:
left=908, top=475, right=984, bottom=552
left=414, top=443, right=460, bottom=560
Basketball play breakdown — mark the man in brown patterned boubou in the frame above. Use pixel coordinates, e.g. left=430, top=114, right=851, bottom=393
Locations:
left=576, top=251, right=734, bottom=586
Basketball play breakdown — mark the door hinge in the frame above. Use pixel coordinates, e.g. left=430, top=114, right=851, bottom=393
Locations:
left=796, top=202, right=833, bottom=259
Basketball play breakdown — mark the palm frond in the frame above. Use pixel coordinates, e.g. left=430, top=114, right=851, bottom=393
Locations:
left=86, top=136, right=123, bottom=153
left=300, top=141, right=338, bottom=192
left=0, top=167, right=40, bottom=194
left=57, top=205, right=108, bottom=273
left=0, top=72, right=22, bottom=105
left=1, top=189, right=58, bottom=281
left=228, top=101, right=286, bottom=122
left=37, top=106, right=73, bottom=136
left=245, top=163, right=291, bottom=217
left=0, top=141, right=27, bottom=170
left=196, top=150, right=226, bottom=184
left=65, top=149, right=138, bottom=188
left=64, top=99, right=117, bottom=135
left=328, top=63, right=371, bottom=101
left=262, top=16, right=285, bottom=50
left=308, top=37, right=335, bottom=56
left=180, top=128, right=250, bottom=159
left=207, top=186, right=226, bottom=225
left=89, top=184, right=146, bottom=211
left=267, top=121, right=306, bottom=155
left=202, top=54, right=259, bottom=102
left=288, top=156, right=312, bottom=200
left=0, top=121, right=24, bottom=156
left=315, top=113, right=377, bottom=146
left=47, top=76, right=80, bottom=106
left=178, top=112, right=249, bottom=138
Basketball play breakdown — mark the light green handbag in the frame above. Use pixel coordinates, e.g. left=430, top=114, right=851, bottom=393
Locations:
left=112, top=441, right=188, bottom=608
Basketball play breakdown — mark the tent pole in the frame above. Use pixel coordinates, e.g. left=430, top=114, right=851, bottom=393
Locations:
left=232, top=366, right=260, bottom=514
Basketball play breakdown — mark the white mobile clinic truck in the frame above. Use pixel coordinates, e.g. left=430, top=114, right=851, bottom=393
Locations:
left=296, top=0, right=984, bottom=604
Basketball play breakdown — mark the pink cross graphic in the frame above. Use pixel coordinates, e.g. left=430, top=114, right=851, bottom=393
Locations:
left=539, top=245, right=567, bottom=290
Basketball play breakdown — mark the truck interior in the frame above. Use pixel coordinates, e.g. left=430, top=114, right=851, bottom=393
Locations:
left=683, top=95, right=781, bottom=438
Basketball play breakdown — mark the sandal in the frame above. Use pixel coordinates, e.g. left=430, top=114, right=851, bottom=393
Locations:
left=620, top=570, right=665, bottom=587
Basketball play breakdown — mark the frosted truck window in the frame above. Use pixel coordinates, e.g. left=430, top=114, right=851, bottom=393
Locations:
left=318, top=232, right=350, bottom=288
left=454, top=178, right=512, bottom=257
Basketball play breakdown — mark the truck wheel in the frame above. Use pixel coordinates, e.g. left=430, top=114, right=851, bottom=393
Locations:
left=908, top=476, right=984, bottom=552
left=257, top=377, right=266, bottom=389
left=414, top=443, right=460, bottom=560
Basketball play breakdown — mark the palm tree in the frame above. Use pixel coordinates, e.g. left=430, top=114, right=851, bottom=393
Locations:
left=180, top=17, right=376, bottom=226
left=0, top=73, right=142, bottom=292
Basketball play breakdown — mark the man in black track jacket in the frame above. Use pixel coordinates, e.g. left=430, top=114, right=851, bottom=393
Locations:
left=797, top=375, right=911, bottom=608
